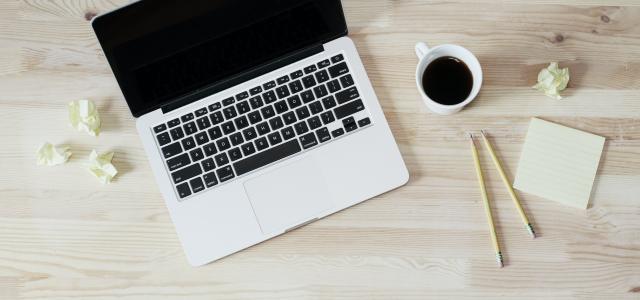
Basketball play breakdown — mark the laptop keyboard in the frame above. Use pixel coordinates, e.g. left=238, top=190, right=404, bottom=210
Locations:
left=152, top=53, right=372, bottom=200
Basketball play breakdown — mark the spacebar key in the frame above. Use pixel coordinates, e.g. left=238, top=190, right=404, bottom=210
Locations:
left=233, top=140, right=302, bottom=176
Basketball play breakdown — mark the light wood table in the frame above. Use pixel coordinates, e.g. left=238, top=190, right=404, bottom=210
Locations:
left=1, top=1, right=639, bottom=299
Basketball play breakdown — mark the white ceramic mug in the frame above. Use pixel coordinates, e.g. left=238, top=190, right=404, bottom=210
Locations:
left=415, top=42, right=483, bottom=115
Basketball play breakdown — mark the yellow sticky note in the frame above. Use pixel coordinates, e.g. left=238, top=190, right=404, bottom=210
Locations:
left=513, top=118, right=605, bottom=209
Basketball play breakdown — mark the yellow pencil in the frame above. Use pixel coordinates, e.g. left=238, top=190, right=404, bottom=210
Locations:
left=480, top=130, right=536, bottom=238
left=468, top=133, right=503, bottom=268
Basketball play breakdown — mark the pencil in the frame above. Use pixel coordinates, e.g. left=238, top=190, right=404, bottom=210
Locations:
left=468, top=133, right=504, bottom=268
left=480, top=130, right=536, bottom=238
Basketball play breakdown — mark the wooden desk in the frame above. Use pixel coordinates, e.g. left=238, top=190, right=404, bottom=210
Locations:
left=1, top=1, right=639, bottom=299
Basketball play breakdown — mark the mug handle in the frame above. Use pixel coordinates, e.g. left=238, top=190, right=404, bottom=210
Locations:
left=415, top=42, right=429, bottom=60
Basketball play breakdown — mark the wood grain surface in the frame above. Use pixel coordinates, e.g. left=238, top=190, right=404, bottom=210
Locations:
left=1, top=0, right=639, bottom=299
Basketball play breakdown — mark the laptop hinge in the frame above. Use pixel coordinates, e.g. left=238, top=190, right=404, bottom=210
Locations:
left=161, top=43, right=325, bottom=114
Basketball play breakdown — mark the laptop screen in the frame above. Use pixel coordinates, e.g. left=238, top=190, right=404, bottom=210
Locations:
left=92, top=0, right=347, bottom=117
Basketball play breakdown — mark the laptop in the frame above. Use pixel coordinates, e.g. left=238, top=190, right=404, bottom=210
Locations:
left=92, top=0, right=409, bottom=266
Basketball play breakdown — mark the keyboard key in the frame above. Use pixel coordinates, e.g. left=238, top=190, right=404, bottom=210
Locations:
left=215, top=152, right=229, bottom=166
left=276, top=86, right=290, bottom=99
left=283, top=111, right=297, bottom=125
left=315, top=70, right=329, bottom=83
left=296, top=106, right=310, bottom=120
left=343, top=117, right=358, bottom=132
left=256, top=121, right=271, bottom=135
left=304, top=64, right=317, bottom=74
left=309, top=101, right=323, bottom=115
left=203, top=172, right=218, bottom=188
left=289, top=80, right=303, bottom=93
left=254, top=137, right=269, bottom=151
left=267, top=132, right=282, bottom=145
left=223, top=106, right=237, bottom=119
left=201, top=158, right=216, bottom=172
left=262, top=90, right=277, bottom=103
left=287, top=95, right=302, bottom=108
left=233, top=139, right=302, bottom=176
left=167, top=153, right=190, bottom=171
left=302, top=75, right=316, bottom=89
left=216, top=165, right=235, bottom=182
left=156, top=132, right=171, bottom=146
left=243, top=127, right=257, bottom=140
left=269, top=116, right=284, bottom=130
left=235, top=115, right=249, bottom=129
left=307, top=116, right=322, bottom=130
left=318, top=59, right=331, bottom=69
left=316, top=127, right=331, bottom=143
left=210, top=111, right=224, bottom=124
left=183, top=122, right=197, bottom=135
left=229, top=147, right=243, bottom=161
left=236, top=91, right=249, bottom=101
left=196, top=116, right=211, bottom=131
left=331, top=53, right=344, bottom=63
left=248, top=111, right=262, bottom=124
left=320, top=111, right=335, bottom=125
left=249, top=96, right=264, bottom=109
left=203, top=142, right=217, bottom=156
left=263, top=80, right=276, bottom=90
left=277, top=75, right=289, bottom=85
left=327, top=79, right=341, bottom=93
left=322, top=95, right=337, bottom=109
left=241, top=142, right=256, bottom=156
left=329, top=62, right=349, bottom=78
left=236, top=100, right=250, bottom=114
left=154, top=124, right=167, bottom=133
left=331, top=128, right=345, bottom=138
left=261, top=105, right=275, bottom=119
left=208, top=102, right=221, bottom=112
left=171, top=164, right=202, bottom=184
left=190, top=148, right=204, bottom=161
left=358, top=117, right=371, bottom=127
left=162, top=142, right=183, bottom=158
left=340, top=74, right=354, bottom=87
left=222, top=97, right=235, bottom=106
left=168, top=118, right=180, bottom=128
left=290, top=70, right=303, bottom=79
left=335, top=99, right=365, bottom=119
left=274, top=100, right=288, bottom=114
left=170, top=127, right=185, bottom=140
left=336, top=87, right=359, bottom=104
left=313, top=85, right=328, bottom=98
left=221, top=121, right=236, bottom=135
left=176, top=182, right=191, bottom=199
left=208, top=126, right=222, bottom=140
left=195, top=108, right=208, bottom=117
left=195, top=132, right=209, bottom=145
left=216, top=137, right=231, bottom=151
left=294, top=121, right=309, bottom=135
left=301, top=90, right=315, bottom=103
left=250, top=86, right=263, bottom=95
left=299, top=132, right=318, bottom=149
left=281, top=126, right=295, bottom=140
left=230, top=132, right=244, bottom=146
left=181, top=113, right=194, bottom=122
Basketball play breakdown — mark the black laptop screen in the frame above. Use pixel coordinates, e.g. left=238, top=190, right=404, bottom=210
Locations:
left=92, top=0, right=347, bottom=117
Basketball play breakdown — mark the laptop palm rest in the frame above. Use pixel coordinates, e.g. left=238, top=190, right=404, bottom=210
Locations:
left=243, top=157, right=333, bottom=234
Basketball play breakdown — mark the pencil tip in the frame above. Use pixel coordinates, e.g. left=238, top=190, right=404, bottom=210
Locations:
left=496, top=252, right=504, bottom=268
left=468, top=132, right=473, bottom=139
left=527, top=223, right=537, bottom=239
left=480, top=129, right=486, bottom=136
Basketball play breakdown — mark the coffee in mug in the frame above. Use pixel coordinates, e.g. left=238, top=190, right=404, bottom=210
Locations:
left=421, top=56, right=473, bottom=105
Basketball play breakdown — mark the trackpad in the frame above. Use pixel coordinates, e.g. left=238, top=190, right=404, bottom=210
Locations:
left=243, top=157, right=333, bottom=234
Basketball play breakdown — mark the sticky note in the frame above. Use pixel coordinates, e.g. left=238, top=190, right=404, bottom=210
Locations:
left=513, top=118, right=605, bottom=209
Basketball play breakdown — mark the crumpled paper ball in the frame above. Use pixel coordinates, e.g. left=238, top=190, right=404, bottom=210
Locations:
left=36, top=142, right=72, bottom=166
left=532, top=62, right=570, bottom=100
left=86, top=150, right=118, bottom=184
left=68, top=99, right=101, bottom=136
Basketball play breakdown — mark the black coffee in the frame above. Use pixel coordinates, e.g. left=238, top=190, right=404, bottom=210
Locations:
left=422, top=56, right=473, bottom=105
